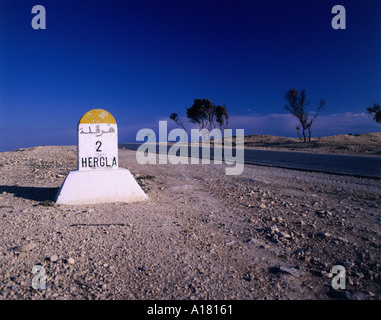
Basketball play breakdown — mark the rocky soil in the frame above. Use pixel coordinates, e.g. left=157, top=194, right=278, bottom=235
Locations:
left=0, top=145, right=380, bottom=300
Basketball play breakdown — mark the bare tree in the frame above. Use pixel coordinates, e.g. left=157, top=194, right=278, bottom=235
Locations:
left=296, top=126, right=302, bottom=140
left=169, top=113, right=187, bottom=131
left=284, top=89, right=325, bottom=142
left=169, top=113, right=188, bottom=141
left=366, top=103, right=381, bottom=124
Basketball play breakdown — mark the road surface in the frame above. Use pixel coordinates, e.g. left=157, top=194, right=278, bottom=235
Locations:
left=119, top=143, right=381, bottom=179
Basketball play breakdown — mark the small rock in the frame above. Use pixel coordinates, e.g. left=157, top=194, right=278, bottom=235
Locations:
left=297, top=220, right=306, bottom=227
left=271, top=233, right=279, bottom=242
left=197, top=268, right=205, bottom=274
left=50, top=255, right=59, bottom=262
left=139, top=265, right=148, bottom=271
left=336, top=237, right=349, bottom=243
left=278, top=266, right=300, bottom=277
left=67, top=258, right=75, bottom=265
left=321, top=271, right=333, bottom=278
left=247, top=238, right=263, bottom=244
left=39, top=200, right=55, bottom=207
left=259, top=203, right=267, bottom=209
left=225, top=240, right=235, bottom=246
left=315, top=210, right=332, bottom=217
left=269, top=225, right=279, bottom=234
left=344, top=261, right=354, bottom=268
left=278, top=231, right=291, bottom=238
left=316, top=232, right=332, bottom=238
left=14, top=242, right=36, bottom=253
left=295, top=248, right=304, bottom=257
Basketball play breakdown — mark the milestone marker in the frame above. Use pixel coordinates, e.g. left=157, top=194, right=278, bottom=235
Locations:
left=78, top=109, right=118, bottom=170
left=55, top=109, right=148, bottom=205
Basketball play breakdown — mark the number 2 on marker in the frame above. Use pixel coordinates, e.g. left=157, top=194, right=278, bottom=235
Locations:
left=96, top=141, right=102, bottom=152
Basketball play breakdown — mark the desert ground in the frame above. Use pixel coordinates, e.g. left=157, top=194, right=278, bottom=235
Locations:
left=0, top=133, right=380, bottom=300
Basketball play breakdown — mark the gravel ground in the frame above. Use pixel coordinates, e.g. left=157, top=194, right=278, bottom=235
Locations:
left=0, top=145, right=380, bottom=300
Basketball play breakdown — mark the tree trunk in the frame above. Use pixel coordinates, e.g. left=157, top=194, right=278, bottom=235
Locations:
left=307, top=125, right=312, bottom=142
left=296, top=127, right=302, bottom=140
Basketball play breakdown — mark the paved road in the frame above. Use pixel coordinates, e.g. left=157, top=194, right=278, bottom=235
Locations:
left=119, top=143, right=381, bottom=179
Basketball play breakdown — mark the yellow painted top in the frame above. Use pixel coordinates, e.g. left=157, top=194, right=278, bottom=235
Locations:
left=79, top=109, right=116, bottom=124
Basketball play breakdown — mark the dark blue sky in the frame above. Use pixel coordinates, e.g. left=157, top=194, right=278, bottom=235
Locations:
left=1, top=0, right=380, bottom=151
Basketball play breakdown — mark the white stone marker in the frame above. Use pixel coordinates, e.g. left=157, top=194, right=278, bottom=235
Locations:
left=55, top=109, right=148, bottom=205
left=77, top=109, right=118, bottom=170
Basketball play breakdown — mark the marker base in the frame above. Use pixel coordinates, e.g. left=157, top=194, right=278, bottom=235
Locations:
left=55, top=168, right=149, bottom=205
